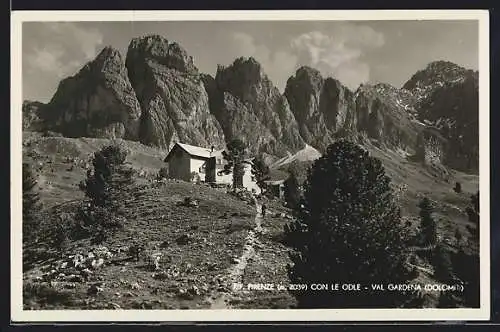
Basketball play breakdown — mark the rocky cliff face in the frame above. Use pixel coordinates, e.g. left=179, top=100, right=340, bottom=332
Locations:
left=22, top=36, right=479, bottom=174
left=284, top=66, right=356, bottom=152
left=22, top=100, right=45, bottom=131
left=353, top=83, right=420, bottom=152
left=284, top=67, right=419, bottom=153
left=404, top=61, right=479, bottom=172
left=203, top=57, right=304, bottom=157
left=203, top=78, right=284, bottom=157
left=125, top=35, right=225, bottom=150
left=41, top=47, right=142, bottom=140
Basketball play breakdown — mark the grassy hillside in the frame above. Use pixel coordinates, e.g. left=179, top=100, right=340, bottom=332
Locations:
left=22, top=131, right=296, bottom=309
left=276, top=141, right=479, bottom=256
left=21, top=132, right=479, bottom=309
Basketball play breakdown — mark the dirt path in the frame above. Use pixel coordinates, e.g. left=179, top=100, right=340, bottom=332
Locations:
left=208, top=197, right=263, bottom=309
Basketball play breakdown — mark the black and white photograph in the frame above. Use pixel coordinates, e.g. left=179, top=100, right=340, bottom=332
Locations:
left=11, top=10, right=489, bottom=321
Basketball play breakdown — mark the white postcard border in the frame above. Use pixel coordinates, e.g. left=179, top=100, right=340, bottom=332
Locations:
left=11, top=9, right=490, bottom=322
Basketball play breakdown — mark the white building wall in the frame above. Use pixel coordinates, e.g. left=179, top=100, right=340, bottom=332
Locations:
left=242, top=164, right=261, bottom=195
left=212, top=162, right=261, bottom=194
left=216, top=171, right=233, bottom=185
left=189, top=157, right=207, bottom=182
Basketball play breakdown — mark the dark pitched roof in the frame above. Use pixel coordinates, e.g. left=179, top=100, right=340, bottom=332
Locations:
left=164, top=142, right=223, bottom=162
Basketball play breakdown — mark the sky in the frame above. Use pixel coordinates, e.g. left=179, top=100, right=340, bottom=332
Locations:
left=22, top=20, right=479, bottom=103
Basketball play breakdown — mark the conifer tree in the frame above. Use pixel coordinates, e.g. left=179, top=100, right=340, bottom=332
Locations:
left=283, top=169, right=300, bottom=210
left=22, top=163, right=41, bottom=242
left=286, top=140, right=415, bottom=308
left=78, top=143, right=134, bottom=233
left=418, top=197, right=437, bottom=246
left=220, top=139, right=247, bottom=189
left=251, top=155, right=271, bottom=192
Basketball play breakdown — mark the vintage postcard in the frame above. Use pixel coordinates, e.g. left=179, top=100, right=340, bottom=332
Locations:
left=11, top=10, right=490, bottom=322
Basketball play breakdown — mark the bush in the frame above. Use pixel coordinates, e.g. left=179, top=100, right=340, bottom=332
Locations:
left=454, top=182, right=462, bottom=193
left=452, top=249, right=480, bottom=307
left=284, top=170, right=300, bottom=210
left=157, top=167, right=169, bottom=180
left=52, top=221, right=70, bottom=251
left=23, top=282, right=74, bottom=308
left=23, top=163, right=42, bottom=242
left=286, top=140, right=415, bottom=308
left=418, top=197, right=437, bottom=246
left=465, top=191, right=479, bottom=241
left=432, top=244, right=454, bottom=282
left=437, top=291, right=457, bottom=308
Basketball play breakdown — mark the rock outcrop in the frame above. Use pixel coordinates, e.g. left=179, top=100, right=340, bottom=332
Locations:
left=41, top=47, right=142, bottom=140
left=125, top=35, right=225, bottom=150
left=404, top=61, right=479, bottom=172
left=203, top=81, right=283, bottom=156
left=354, top=83, right=420, bottom=152
left=21, top=35, right=479, bottom=174
left=284, top=66, right=356, bottom=152
left=215, top=58, right=305, bottom=152
left=22, top=100, right=45, bottom=131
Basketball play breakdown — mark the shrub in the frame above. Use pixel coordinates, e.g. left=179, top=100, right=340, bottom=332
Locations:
left=452, top=249, right=480, bottom=307
left=418, top=197, right=437, bottom=246
left=157, top=167, right=169, bottom=180
left=432, top=244, right=454, bottom=282
left=454, top=228, right=463, bottom=247
left=437, top=291, right=457, bottom=308
left=286, top=140, right=415, bottom=308
left=454, top=182, right=462, bottom=193
left=23, top=282, right=74, bottom=307
left=22, top=163, right=42, bottom=242
left=52, top=221, right=70, bottom=251
left=190, top=171, right=201, bottom=183
left=283, top=170, right=300, bottom=210
left=465, top=191, right=479, bottom=241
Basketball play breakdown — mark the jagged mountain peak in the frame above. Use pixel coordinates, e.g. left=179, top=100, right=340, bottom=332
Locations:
left=208, top=56, right=305, bottom=156
left=127, top=34, right=198, bottom=75
left=40, top=44, right=142, bottom=140
left=95, top=45, right=122, bottom=61
left=22, top=34, right=479, bottom=174
left=287, top=66, right=324, bottom=88
left=403, top=60, right=477, bottom=93
left=215, top=56, right=276, bottom=103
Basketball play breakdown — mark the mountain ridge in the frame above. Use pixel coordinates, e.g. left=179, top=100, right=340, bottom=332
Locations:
left=22, top=35, right=479, bottom=174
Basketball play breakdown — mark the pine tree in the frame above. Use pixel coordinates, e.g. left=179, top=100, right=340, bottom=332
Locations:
left=432, top=244, right=454, bottom=282
left=283, top=169, right=300, bottom=210
left=286, top=140, right=415, bottom=308
left=454, top=191, right=480, bottom=307
left=78, top=143, right=134, bottom=233
left=80, top=144, right=133, bottom=210
left=251, top=155, right=271, bottom=192
left=437, top=290, right=456, bottom=308
left=418, top=197, right=437, bottom=246
left=22, top=163, right=41, bottom=242
left=220, top=139, right=247, bottom=189
left=453, top=248, right=480, bottom=307
left=454, top=228, right=463, bottom=247
left=465, top=191, right=479, bottom=241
